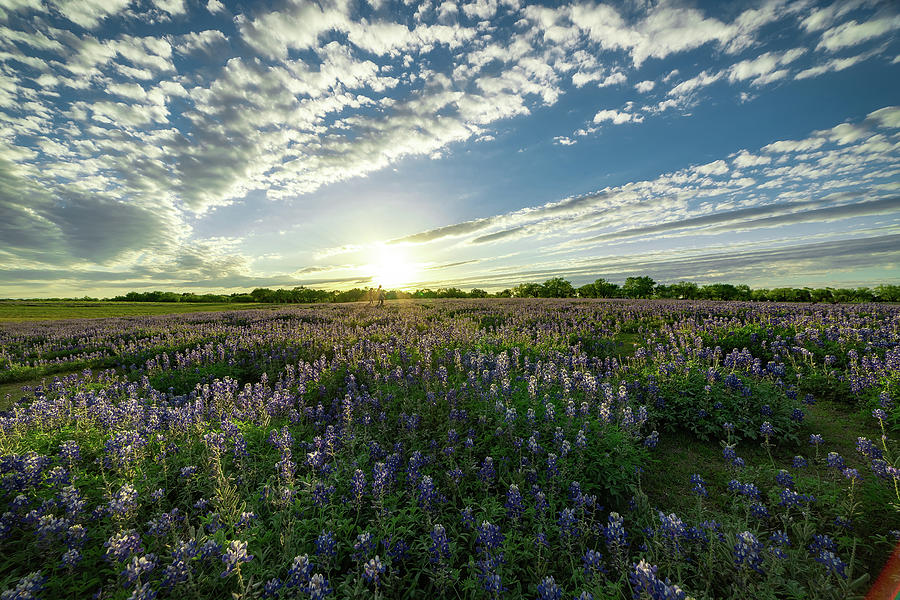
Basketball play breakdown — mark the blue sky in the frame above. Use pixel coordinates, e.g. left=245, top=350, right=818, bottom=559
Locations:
left=0, top=0, right=898, bottom=297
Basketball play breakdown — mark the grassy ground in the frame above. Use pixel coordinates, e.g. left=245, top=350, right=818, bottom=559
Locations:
left=0, top=378, right=39, bottom=411
left=0, top=301, right=271, bottom=322
left=643, top=399, right=899, bottom=578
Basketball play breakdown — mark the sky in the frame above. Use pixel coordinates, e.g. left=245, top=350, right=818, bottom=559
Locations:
left=0, top=0, right=899, bottom=298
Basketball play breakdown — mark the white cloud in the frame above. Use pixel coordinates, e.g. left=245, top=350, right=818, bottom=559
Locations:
left=553, top=135, right=576, bottom=146
left=817, top=15, right=900, bottom=52
left=795, top=50, right=876, bottom=79
left=667, top=70, right=723, bottom=97
left=727, top=48, right=806, bottom=86
left=694, top=160, right=729, bottom=176
left=206, top=0, right=224, bottom=15
left=49, top=0, right=133, bottom=29
left=731, top=150, right=772, bottom=168
left=634, top=80, right=655, bottom=93
left=462, top=0, right=498, bottom=20
left=592, top=109, right=642, bottom=125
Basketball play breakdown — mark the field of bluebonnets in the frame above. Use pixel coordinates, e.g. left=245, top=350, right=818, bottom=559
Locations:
left=1, top=298, right=899, bottom=600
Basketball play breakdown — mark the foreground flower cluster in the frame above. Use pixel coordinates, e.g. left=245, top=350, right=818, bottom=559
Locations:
left=0, top=299, right=898, bottom=599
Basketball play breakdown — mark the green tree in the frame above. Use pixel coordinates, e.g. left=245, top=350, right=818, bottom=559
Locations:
left=540, top=277, right=575, bottom=298
left=622, top=276, right=655, bottom=299
left=512, top=283, right=542, bottom=298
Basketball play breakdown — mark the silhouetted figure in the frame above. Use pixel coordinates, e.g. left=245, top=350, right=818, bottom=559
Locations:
left=376, top=285, right=385, bottom=307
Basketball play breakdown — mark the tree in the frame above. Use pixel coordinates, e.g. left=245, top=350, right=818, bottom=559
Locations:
left=469, top=288, right=488, bottom=298
left=512, top=283, right=542, bottom=298
left=622, top=276, right=655, bottom=299
left=251, top=288, right=274, bottom=302
left=540, top=277, right=575, bottom=298
left=875, top=285, right=900, bottom=302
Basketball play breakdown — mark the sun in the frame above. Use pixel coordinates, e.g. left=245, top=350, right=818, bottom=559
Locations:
left=369, top=245, right=419, bottom=289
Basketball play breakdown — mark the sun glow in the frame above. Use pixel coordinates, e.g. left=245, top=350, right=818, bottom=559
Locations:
left=369, top=245, right=419, bottom=289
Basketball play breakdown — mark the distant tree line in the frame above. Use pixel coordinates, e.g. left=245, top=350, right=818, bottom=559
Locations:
left=93, top=278, right=900, bottom=304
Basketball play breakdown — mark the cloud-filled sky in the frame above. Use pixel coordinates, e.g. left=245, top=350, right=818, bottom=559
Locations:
left=0, top=0, right=898, bottom=297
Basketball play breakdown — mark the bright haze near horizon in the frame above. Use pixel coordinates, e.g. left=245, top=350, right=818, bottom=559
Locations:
left=0, top=0, right=899, bottom=298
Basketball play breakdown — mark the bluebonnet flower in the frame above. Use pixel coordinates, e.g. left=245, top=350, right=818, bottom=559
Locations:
left=58, top=440, right=80, bottom=464
left=749, top=503, right=769, bottom=519
left=779, top=488, right=814, bottom=508
left=362, top=556, right=385, bottom=587
left=791, top=409, right=805, bottom=423
left=629, top=560, right=687, bottom=600
left=479, top=457, right=496, bottom=484
left=769, top=530, right=790, bottom=559
left=546, top=453, right=559, bottom=478
left=809, top=433, right=824, bottom=446
left=558, top=508, right=579, bottom=540
left=350, top=469, right=366, bottom=505
left=658, top=512, right=686, bottom=548
left=722, top=444, right=736, bottom=461
left=384, top=536, right=411, bottom=562
left=792, top=455, right=808, bottom=468
left=575, top=429, right=587, bottom=449
left=505, top=484, right=525, bottom=521
left=582, top=549, right=604, bottom=577
left=477, top=521, right=504, bottom=553
left=220, top=540, right=252, bottom=577
left=690, top=474, right=707, bottom=498
left=857, top=437, right=883, bottom=460
left=127, top=582, right=157, bottom=600
left=733, top=531, right=764, bottom=574
left=827, top=452, right=845, bottom=469
left=644, top=431, right=659, bottom=449
left=61, top=548, right=81, bottom=568
left=813, top=548, right=847, bottom=579
left=723, top=422, right=735, bottom=433
left=728, top=480, right=761, bottom=501
left=605, top=512, right=627, bottom=548
left=312, top=483, right=335, bottom=507
left=262, top=578, right=283, bottom=599
left=475, top=554, right=506, bottom=596
left=105, top=530, right=144, bottom=563
left=842, top=467, right=861, bottom=482
left=460, top=506, right=475, bottom=529
left=834, top=516, right=853, bottom=530
left=574, top=593, right=594, bottom=600
left=760, top=421, right=774, bottom=437
left=429, top=524, right=451, bottom=563
left=315, top=530, right=336, bottom=558
left=537, top=576, right=562, bottom=600
left=353, top=532, right=376, bottom=560
left=873, top=408, right=888, bottom=423
left=237, top=511, right=256, bottom=529
left=305, top=573, right=332, bottom=599
left=286, top=554, right=312, bottom=588
left=122, top=553, right=157, bottom=585
left=199, top=539, right=222, bottom=559
left=417, top=475, right=442, bottom=512
left=0, top=572, right=45, bottom=600
left=775, top=469, right=794, bottom=488
left=108, top=483, right=139, bottom=520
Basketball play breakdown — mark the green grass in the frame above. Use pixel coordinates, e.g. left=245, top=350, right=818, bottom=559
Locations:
left=0, top=378, right=37, bottom=411
left=0, top=301, right=272, bottom=322
left=642, top=399, right=900, bottom=577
